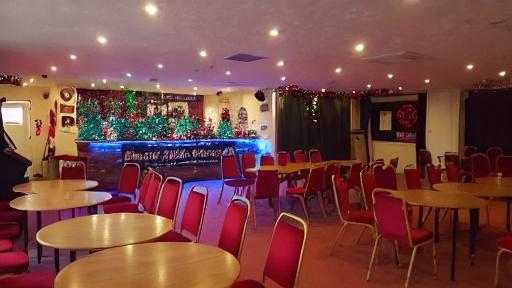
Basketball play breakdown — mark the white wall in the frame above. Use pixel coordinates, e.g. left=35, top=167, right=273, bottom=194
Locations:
left=426, top=88, right=461, bottom=166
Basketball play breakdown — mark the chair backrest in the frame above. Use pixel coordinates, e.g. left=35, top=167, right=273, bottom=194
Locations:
left=309, top=149, right=322, bottom=163
left=497, top=155, right=512, bottom=177
left=372, top=189, right=412, bottom=246
left=360, top=167, right=376, bottom=211
left=218, top=196, right=250, bottom=259
left=426, top=164, right=443, bottom=189
left=154, top=177, right=183, bottom=223
left=445, top=162, right=461, bottom=182
left=487, top=147, right=503, bottom=172
left=464, top=146, right=478, bottom=157
left=180, top=185, right=208, bottom=242
left=370, top=159, right=385, bottom=171
left=471, top=153, right=492, bottom=178
left=305, top=166, right=325, bottom=194
left=346, top=162, right=363, bottom=189
left=389, top=157, right=399, bottom=169
left=444, top=152, right=459, bottom=169
left=142, top=170, right=163, bottom=213
left=118, top=163, right=141, bottom=195
left=404, top=166, right=422, bottom=189
left=418, top=149, right=433, bottom=177
left=332, top=175, right=350, bottom=222
left=60, top=161, right=86, bottom=180
left=374, top=165, right=398, bottom=190
left=136, top=170, right=153, bottom=205
left=222, top=155, right=242, bottom=179
left=261, top=155, right=275, bottom=166
left=293, top=150, right=308, bottom=163
left=255, top=169, right=280, bottom=199
left=240, top=153, right=257, bottom=179
left=277, top=151, right=291, bottom=166
left=263, top=212, right=308, bottom=288
left=323, top=164, right=339, bottom=191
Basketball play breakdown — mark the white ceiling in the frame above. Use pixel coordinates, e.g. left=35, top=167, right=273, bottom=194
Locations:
left=1, top=0, right=512, bottom=94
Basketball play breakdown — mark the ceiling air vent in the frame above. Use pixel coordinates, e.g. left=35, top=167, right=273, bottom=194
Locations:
left=148, top=78, right=159, bottom=82
left=362, top=51, right=433, bottom=64
left=224, top=81, right=250, bottom=86
left=225, top=53, right=267, bottom=62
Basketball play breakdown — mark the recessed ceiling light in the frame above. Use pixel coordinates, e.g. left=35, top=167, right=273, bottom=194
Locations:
left=387, top=74, right=394, bottom=79
left=69, top=54, right=77, bottom=60
left=269, top=28, right=279, bottom=37
left=199, top=50, right=207, bottom=58
left=225, top=70, right=231, bottom=75
left=22, top=82, right=27, bottom=87
left=499, top=71, right=507, bottom=77
left=354, top=43, right=365, bottom=52
left=157, top=64, right=164, bottom=69
left=466, top=64, right=474, bottom=70
left=226, top=87, right=231, bottom=92
left=126, top=72, right=132, bottom=77
left=193, top=92, right=197, bottom=96
left=29, top=78, right=34, bottom=83
left=50, top=66, right=57, bottom=72
left=97, top=35, right=107, bottom=45
left=144, top=3, right=158, bottom=15
left=366, top=84, right=372, bottom=89
left=335, top=67, right=342, bottom=73
left=398, top=86, right=403, bottom=90
left=424, top=79, right=430, bottom=84
left=352, top=90, right=356, bottom=94
left=156, top=83, right=160, bottom=89
left=91, top=83, right=95, bottom=87
left=102, top=79, right=107, bottom=84
left=277, top=60, right=284, bottom=67
left=187, top=79, right=193, bottom=82
left=321, top=89, right=326, bottom=92
left=193, top=87, right=198, bottom=91
left=120, top=85, right=125, bottom=89
left=280, top=76, right=286, bottom=81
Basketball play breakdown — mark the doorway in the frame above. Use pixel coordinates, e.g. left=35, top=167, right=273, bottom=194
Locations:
left=1, top=101, right=32, bottom=166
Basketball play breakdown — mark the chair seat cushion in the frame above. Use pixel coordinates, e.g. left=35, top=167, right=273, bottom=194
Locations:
left=410, top=229, right=433, bottom=245
left=101, top=195, right=132, bottom=206
left=232, top=280, right=265, bottom=288
left=159, top=230, right=192, bottom=243
left=103, top=202, right=140, bottom=214
left=345, top=211, right=374, bottom=225
left=0, top=239, right=13, bottom=252
left=0, top=272, right=56, bottom=288
left=286, top=187, right=306, bottom=195
left=497, top=235, right=512, bottom=251
left=0, top=201, right=11, bottom=211
left=224, top=179, right=255, bottom=187
left=0, top=251, right=29, bottom=274
left=0, top=210, right=25, bottom=222
left=0, top=223, right=22, bottom=239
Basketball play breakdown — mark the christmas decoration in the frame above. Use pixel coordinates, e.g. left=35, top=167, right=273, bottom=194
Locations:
left=173, top=116, right=201, bottom=139
left=125, top=91, right=136, bottom=116
left=78, top=114, right=104, bottom=141
left=396, top=104, right=418, bottom=129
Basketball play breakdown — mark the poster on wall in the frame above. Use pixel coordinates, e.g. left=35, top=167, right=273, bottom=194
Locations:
left=371, top=101, right=418, bottom=143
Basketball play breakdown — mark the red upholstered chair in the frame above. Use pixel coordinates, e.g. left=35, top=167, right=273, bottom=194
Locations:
left=374, top=165, right=398, bottom=190
left=471, top=153, right=493, bottom=178
left=217, top=155, right=255, bottom=204
left=426, top=164, right=443, bottom=189
left=159, top=186, right=208, bottom=243
left=102, top=163, right=141, bottom=205
left=323, top=163, right=340, bottom=200
left=0, top=239, right=13, bottom=252
left=0, top=251, right=29, bottom=274
left=404, top=166, right=422, bottom=190
left=370, top=159, right=385, bottom=171
left=309, top=149, right=322, bottom=163
left=487, top=147, right=504, bottom=172
left=252, top=169, right=281, bottom=228
left=154, top=177, right=183, bottom=228
left=260, top=155, right=275, bottom=166
left=331, top=175, right=375, bottom=253
left=0, top=223, right=22, bottom=240
left=60, top=160, right=86, bottom=180
left=218, top=196, right=250, bottom=259
left=277, top=151, right=291, bottom=166
left=495, top=235, right=512, bottom=286
left=0, top=271, right=55, bottom=288
left=347, top=162, right=363, bottom=191
left=293, top=150, right=308, bottom=163
left=418, top=149, right=433, bottom=178
left=233, top=212, right=308, bottom=288
left=464, top=146, right=478, bottom=157
left=497, top=156, right=512, bottom=177
left=360, top=167, right=376, bottom=211
left=287, top=166, right=326, bottom=221
left=446, top=162, right=461, bottom=182
left=241, top=153, right=257, bottom=180
left=367, top=189, right=437, bottom=287
left=389, top=157, right=399, bottom=169
left=444, top=152, right=460, bottom=169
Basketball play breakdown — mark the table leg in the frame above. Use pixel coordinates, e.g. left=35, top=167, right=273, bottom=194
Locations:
left=37, top=211, right=42, bottom=264
left=469, top=208, right=480, bottom=265
left=507, top=200, right=511, bottom=232
left=418, top=206, right=424, bottom=228
left=434, top=208, right=440, bottom=243
left=54, top=249, right=60, bottom=272
left=450, top=209, right=458, bottom=281
left=70, top=250, right=76, bottom=262
left=71, top=208, right=75, bottom=218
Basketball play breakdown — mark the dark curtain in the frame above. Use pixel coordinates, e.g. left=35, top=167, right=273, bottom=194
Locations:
left=465, top=90, right=512, bottom=154
left=360, top=97, right=372, bottom=161
left=277, top=92, right=351, bottom=160
left=416, top=93, right=427, bottom=163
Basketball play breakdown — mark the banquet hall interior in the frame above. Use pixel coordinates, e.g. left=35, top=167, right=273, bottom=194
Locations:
left=1, top=1, right=512, bottom=287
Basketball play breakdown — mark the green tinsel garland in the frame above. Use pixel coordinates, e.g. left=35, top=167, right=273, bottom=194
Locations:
left=218, top=120, right=234, bottom=138
left=125, top=91, right=136, bottom=116
left=132, top=114, right=170, bottom=140
left=174, top=116, right=200, bottom=138
left=78, top=114, right=105, bottom=140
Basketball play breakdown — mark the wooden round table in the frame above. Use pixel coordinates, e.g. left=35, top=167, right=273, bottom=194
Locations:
left=246, top=160, right=355, bottom=174
left=13, top=179, right=99, bottom=194
left=54, top=242, right=240, bottom=288
left=37, top=213, right=173, bottom=272
left=394, top=189, right=488, bottom=281
left=475, top=177, right=512, bottom=186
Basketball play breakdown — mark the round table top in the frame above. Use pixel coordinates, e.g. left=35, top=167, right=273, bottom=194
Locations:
left=9, top=191, right=112, bottom=211
left=247, top=160, right=358, bottom=174
left=13, top=179, right=99, bottom=194
left=434, top=182, right=512, bottom=197
left=54, top=242, right=240, bottom=288
left=36, top=213, right=172, bottom=250
left=394, top=189, right=488, bottom=209
left=475, top=177, right=512, bottom=187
